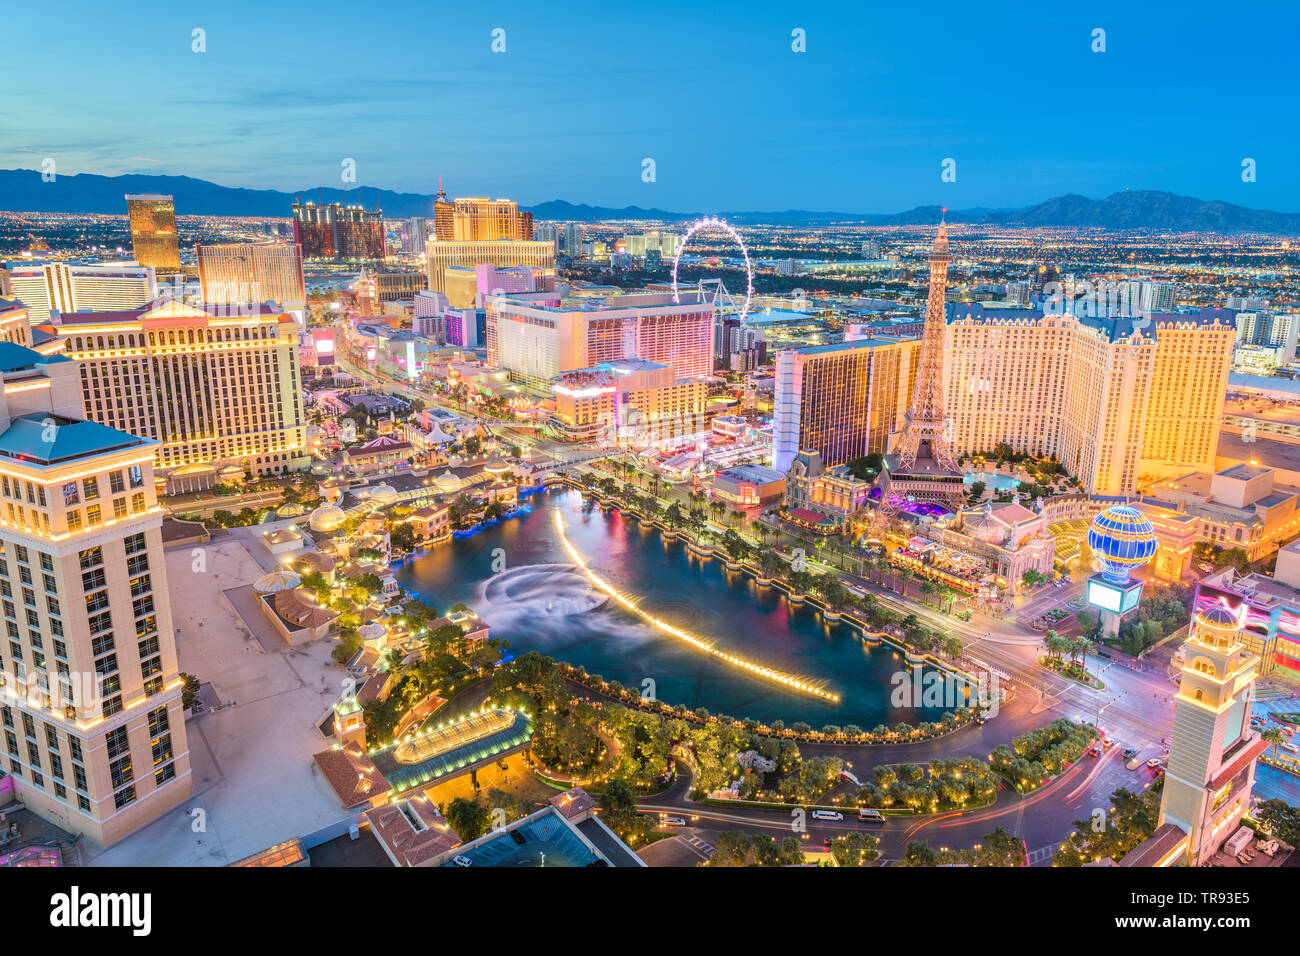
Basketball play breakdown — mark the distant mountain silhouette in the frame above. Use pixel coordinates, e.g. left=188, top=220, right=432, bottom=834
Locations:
left=1, top=169, right=1296, bottom=233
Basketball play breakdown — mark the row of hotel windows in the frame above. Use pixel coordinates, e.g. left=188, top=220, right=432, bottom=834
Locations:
left=3, top=471, right=143, bottom=516
left=68, top=325, right=280, bottom=352
left=3, top=701, right=176, bottom=812
left=0, top=535, right=159, bottom=722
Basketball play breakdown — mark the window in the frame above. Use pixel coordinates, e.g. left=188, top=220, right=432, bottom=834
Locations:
left=62, top=482, right=79, bottom=506
left=79, top=547, right=103, bottom=570
left=113, top=785, right=136, bottom=810
left=109, top=471, right=125, bottom=494
left=147, top=705, right=169, bottom=738
left=105, top=725, right=129, bottom=758
left=82, top=477, right=99, bottom=502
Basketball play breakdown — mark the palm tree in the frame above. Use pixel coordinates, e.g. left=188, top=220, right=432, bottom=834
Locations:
left=729, top=508, right=746, bottom=531
left=919, top=578, right=938, bottom=608
left=1042, top=630, right=1070, bottom=661
left=709, top=500, right=725, bottom=525
left=758, top=550, right=784, bottom=579
left=942, top=634, right=964, bottom=659
left=1070, top=635, right=1093, bottom=669
left=1262, top=726, right=1288, bottom=762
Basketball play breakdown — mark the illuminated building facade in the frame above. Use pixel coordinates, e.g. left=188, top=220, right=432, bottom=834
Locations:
left=432, top=196, right=533, bottom=241
left=490, top=292, right=712, bottom=388
left=196, top=241, right=306, bottom=311
left=1194, top=537, right=1300, bottom=681
left=291, top=202, right=385, bottom=261
left=945, top=304, right=1236, bottom=495
left=0, top=340, right=190, bottom=846
left=9, top=262, right=157, bottom=325
left=424, top=240, right=555, bottom=296
left=124, top=194, right=180, bottom=272
left=55, top=300, right=308, bottom=492
left=770, top=337, right=917, bottom=473
left=0, top=298, right=35, bottom=348
left=783, top=450, right=872, bottom=527
left=1157, top=606, right=1263, bottom=866
left=549, top=359, right=706, bottom=444
left=443, top=263, right=552, bottom=310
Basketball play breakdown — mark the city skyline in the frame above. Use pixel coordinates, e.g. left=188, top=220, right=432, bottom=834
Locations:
left=4, top=0, right=1298, bottom=213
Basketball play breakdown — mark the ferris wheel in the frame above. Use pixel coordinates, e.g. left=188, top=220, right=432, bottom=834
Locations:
left=671, top=216, right=754, bottom=324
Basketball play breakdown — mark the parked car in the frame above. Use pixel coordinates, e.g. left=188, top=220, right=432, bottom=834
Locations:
left=1147, top=758, right=1164, bottom=768
left=452, top=855, right=473, bottom=867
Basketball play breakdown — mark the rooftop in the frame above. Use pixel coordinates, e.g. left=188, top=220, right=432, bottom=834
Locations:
left=0, top=413, right=152, bottom=466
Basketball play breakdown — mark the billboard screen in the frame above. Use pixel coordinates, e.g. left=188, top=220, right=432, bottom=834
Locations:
left=1088, top=579, right=1123, bottom=613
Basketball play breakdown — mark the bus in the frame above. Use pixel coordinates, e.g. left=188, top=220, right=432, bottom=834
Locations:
left=857, top=809, right=885, bottom=824
left=810, top=810, right=844, bottom=821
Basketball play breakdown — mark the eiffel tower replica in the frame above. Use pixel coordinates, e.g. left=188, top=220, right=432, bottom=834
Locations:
left=870, top=214, right=967, bottom=534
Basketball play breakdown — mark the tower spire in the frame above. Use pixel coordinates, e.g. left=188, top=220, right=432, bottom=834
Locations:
left=868, top=215, right=966, bottom=531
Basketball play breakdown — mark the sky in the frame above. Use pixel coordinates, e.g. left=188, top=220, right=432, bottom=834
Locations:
left=2, top=0, right=1297, bottom=213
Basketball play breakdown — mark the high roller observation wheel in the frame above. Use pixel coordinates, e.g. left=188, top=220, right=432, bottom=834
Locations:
left=671, top=216, right=754, bottom=324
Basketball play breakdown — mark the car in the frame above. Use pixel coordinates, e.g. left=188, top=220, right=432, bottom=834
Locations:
left=660, top=815, right=687, bottom=827
left=857, top=809, right=886, bottom=824
left=1087, top=747, right=1100, bottom=758
left=510, top=829, right=527, bottom=846
left=1153, top=767, right=1165, bottom=777
left=1147, top=758, right=1164, bottom=768
left=452, top=855, right=473, bottom=867
left=1122, top=748, right=1137, bottom=759
left=1283, top=743, right=1300, bottom=755
left=1103, top=738, right=1114, bottom=748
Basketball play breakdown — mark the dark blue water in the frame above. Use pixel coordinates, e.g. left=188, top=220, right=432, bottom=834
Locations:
left=397, top=489, right=949, bottom=730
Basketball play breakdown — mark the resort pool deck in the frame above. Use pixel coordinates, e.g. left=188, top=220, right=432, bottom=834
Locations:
left=964, top=471, right=1020, bottom=492
left=444, top=808, right=602, bottom=867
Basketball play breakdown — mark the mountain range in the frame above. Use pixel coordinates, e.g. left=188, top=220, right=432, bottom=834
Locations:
left=2, top=168, right=1297, bottom=233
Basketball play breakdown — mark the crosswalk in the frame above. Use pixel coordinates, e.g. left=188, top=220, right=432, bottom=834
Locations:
left=679, top=833, right=715, bottom=861
left=1025, top=844, right=1058, bottom=866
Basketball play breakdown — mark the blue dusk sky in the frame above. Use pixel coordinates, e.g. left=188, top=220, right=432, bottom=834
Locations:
left=2, top=0, right=1297, bottom=212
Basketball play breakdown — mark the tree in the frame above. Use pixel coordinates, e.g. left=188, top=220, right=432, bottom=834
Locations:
left=1262, top=726, right=1289, bottom=762
left=1254, top=798, right=1300, bottom=846
left=390, top=521, right=416, bottom=553
left=706, top=830, right=805, bottom=867
left=829, top=831, right=880, bottom=866
left=1054, top=786, right=1162, bottom=866
left=598, top=779, right=653, bottom=847
left=967, top=480, right=986, bottom=501
left=444, top=797, right=493, bottom=842
left=180, top=673, right=201, bottom=711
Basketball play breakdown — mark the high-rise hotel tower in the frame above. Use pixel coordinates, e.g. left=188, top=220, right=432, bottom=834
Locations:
left=125, top=194, right=181, bottom=272
left=944, top=305, right=1235, bottom=495
left=55, top=299, right=308, bottom=493
left=0, top=341, right=190, bottom=846
left=196, top=241, right=306, bottom=312
left=771, top=337, right=918, bottom=473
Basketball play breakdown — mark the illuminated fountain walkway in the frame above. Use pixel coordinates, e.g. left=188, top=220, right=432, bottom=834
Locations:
left=554, top=509, right=839, bottom=703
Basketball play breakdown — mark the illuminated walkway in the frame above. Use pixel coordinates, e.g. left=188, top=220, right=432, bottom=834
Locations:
left=554, top=509, right=839, bottom=703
